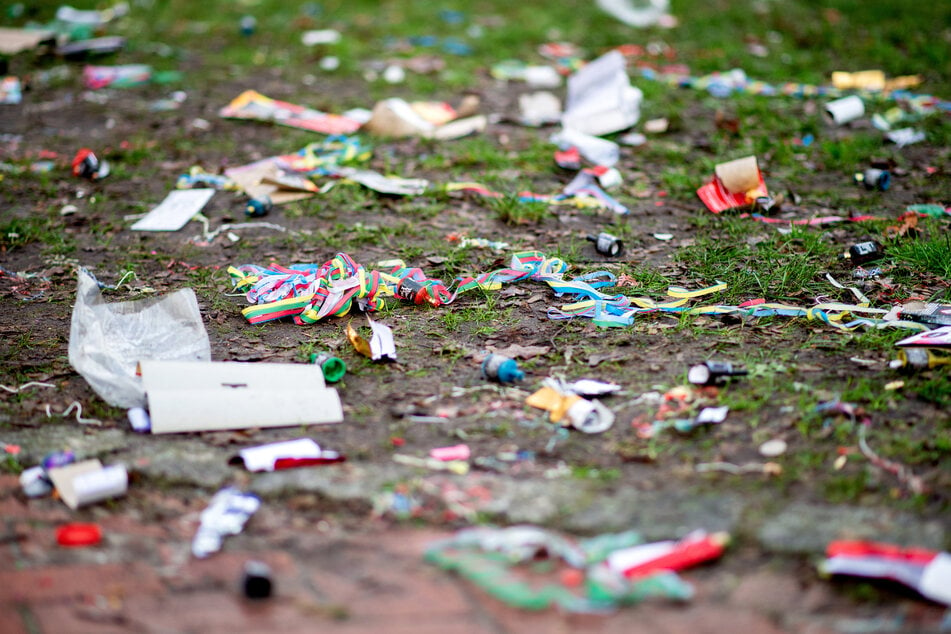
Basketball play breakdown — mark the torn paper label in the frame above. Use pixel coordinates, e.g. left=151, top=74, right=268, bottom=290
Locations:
left=226, top=159, right=315, bottom=204
left=140, top=361, right=343, bottom=433
left=131, top=189, right=215, bottom=231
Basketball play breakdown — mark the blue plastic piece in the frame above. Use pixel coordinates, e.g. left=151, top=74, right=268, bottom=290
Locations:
left=482, top=354, right=524, bottom=383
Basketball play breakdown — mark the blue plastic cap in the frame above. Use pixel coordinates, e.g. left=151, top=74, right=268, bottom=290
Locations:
left=496, top=359, right=524, bottom=383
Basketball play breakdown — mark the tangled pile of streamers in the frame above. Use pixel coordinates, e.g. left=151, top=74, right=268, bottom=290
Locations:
left=230, top=252, right=933, bottom=333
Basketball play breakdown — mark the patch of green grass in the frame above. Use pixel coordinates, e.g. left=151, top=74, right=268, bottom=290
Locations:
left=888, top=232, right=951, bottom=279
left=491, top=194, right=550, bottom=226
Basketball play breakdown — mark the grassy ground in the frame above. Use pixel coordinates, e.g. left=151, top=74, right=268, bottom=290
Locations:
left=1, top=0, right=949, bottom=534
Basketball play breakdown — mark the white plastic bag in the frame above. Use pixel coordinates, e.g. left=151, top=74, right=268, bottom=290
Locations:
left=68, top=269, right=211, bottom=408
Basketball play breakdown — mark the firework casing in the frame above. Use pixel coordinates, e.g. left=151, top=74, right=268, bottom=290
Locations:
left=855, top=168, right=890, bottom=191
left=242, top=560, right=273, bottom=599
left=586, top=232, right=624, bottom=257
left=825, top=95, right=865, bottom=125
left=688, top=361, right=747, bottom=385
left=843, top=241, right=884, bottom=264
left=481, top=354, right=524, bottom=383
left=397, top=277, right=431, bottom=305
left=246, top=195, right=273, bottom=217
left=309, top=352, right=346, bottom=383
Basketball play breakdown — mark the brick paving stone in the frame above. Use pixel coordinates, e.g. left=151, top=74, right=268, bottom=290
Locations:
left=729, top=570, right=803, bottom=612
left=32, top=601, right=141, bottom=634
left=0, top=605, right=29, bottom=634
left=0, top=562, right=163, bottom=604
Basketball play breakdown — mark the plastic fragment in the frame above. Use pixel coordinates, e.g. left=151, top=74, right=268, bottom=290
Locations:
left=56, top=523, right=102, bottom=547
left=482, top=354, right=524, bottom=383
left=192, top=488, right=261, bottom=559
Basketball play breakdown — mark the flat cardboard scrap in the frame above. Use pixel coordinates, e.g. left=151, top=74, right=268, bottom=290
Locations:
left=333, top=167, right=429, bottom=195
left=0, top=28, right=56, bottom=55
left=131, top=189, right=215, bottom=231
left=47, top=459, right=128, bottom=510
left=696, top=155, right=768, bottom=213
left=140, top=361, right=343, bottom=434
left=220, top=89, right=369, bottom=135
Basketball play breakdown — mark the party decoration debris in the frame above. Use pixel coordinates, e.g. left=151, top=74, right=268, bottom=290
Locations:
left=130, top=189, right=215, bottom=231
left=561, top=50, right=643, bottom=136
left=68, top=270, right=211, bottom=409
left=235, top=438, right=344, bottom=472
left=192, top=488, right=261, bottom=559
left=821, top=541, right=951, bottom=605
left=220, top=90, right=368, bottom=134
left=47, top=459, right=128, bottom=510
left=696, top=155, right=768, bottom=214
left=140, top=361, right=343, bottom=433
left=425, top=525, right=697, bottom=613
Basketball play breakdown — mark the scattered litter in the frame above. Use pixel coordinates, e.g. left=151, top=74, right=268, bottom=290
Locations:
left=347, top=317, right=397, bottom=361
left=824, top=95, right=864, bottom=125
left=130, top=189, right=215, bottom=231
left=586, top=232, right=624, bottom=257
left=840, top=240, right=885, bottom=265
left=821, top=541, right=951, bottom=605
left=236, top=438, right=344, bottom=472
left=301, top=29, right=341, bottom=46
left=83, top=64, right=153, bottom=89
left=482, top=353, right=524, bottom=383
left=425, top=525, right=696, bottom=613
left=393, top=453, right=469, bottom=474
left=696, top=462, right=782, bottom=476
left=192, top=488, right=260, bottom=559
left=853, top=168, right=890, bottom=191
left=596, top=0, right=674, bottom=27
left=0, top=27, right=56, bottom=55
left=562, top=50, right=642, bottom=136
left=127, top=407, right=151, bottom=432
left=47, top=459, right=128, bottom=510
left=20, top=466, right=54, bottom=498
left=0, top=77, right=22, bottom=105
left=430, top=444, right=471, bottom=462
left=890, top=348, right=951, bottom=370
left=56, top=523, right=102, bottom=547
left=0, top=381, right=55, bottom=394
left=519, top=91, right=562, bottom=127
left=696, top=155, right=768, bottom=214
left=886, top=128, right=926, bottom=147
left=72, top=148, right=110, bottom=180
left=687, top=361, right=747, bottom=386
left=219, top=90, right=367, bottom=135
left=309, top=351, right=346, bottom=383
left=68, top=269, right=211, bottom=408
left=758, top=439, right=787, bottom=457
left=141, top=360, right=343, bottom=433
left=653, top=233, right=673, bottom=241
left=895, top=326, right=951, bottom=349
left=242, top=561, right=273, bottom=599
left=45, top=401, right=102, bottom=426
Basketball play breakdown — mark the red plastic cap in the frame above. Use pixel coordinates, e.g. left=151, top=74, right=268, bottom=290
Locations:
left=56, top=523, right=102, bottom=547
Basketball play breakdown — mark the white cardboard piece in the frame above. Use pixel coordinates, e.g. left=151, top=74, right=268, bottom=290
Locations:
left=47, top=459, right=129, bottom=509
left=131, top=189, right=215, bottom=231
left=140, top=361, right=343, bottom=434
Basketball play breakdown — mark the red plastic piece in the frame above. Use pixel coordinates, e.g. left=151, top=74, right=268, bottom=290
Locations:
left=56, top=523, right=102, bottom=547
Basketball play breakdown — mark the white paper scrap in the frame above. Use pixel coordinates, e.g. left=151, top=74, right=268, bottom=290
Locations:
left=131, top=189, right=215, bottom=231
left=368, top=317, right=397, bottom=361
